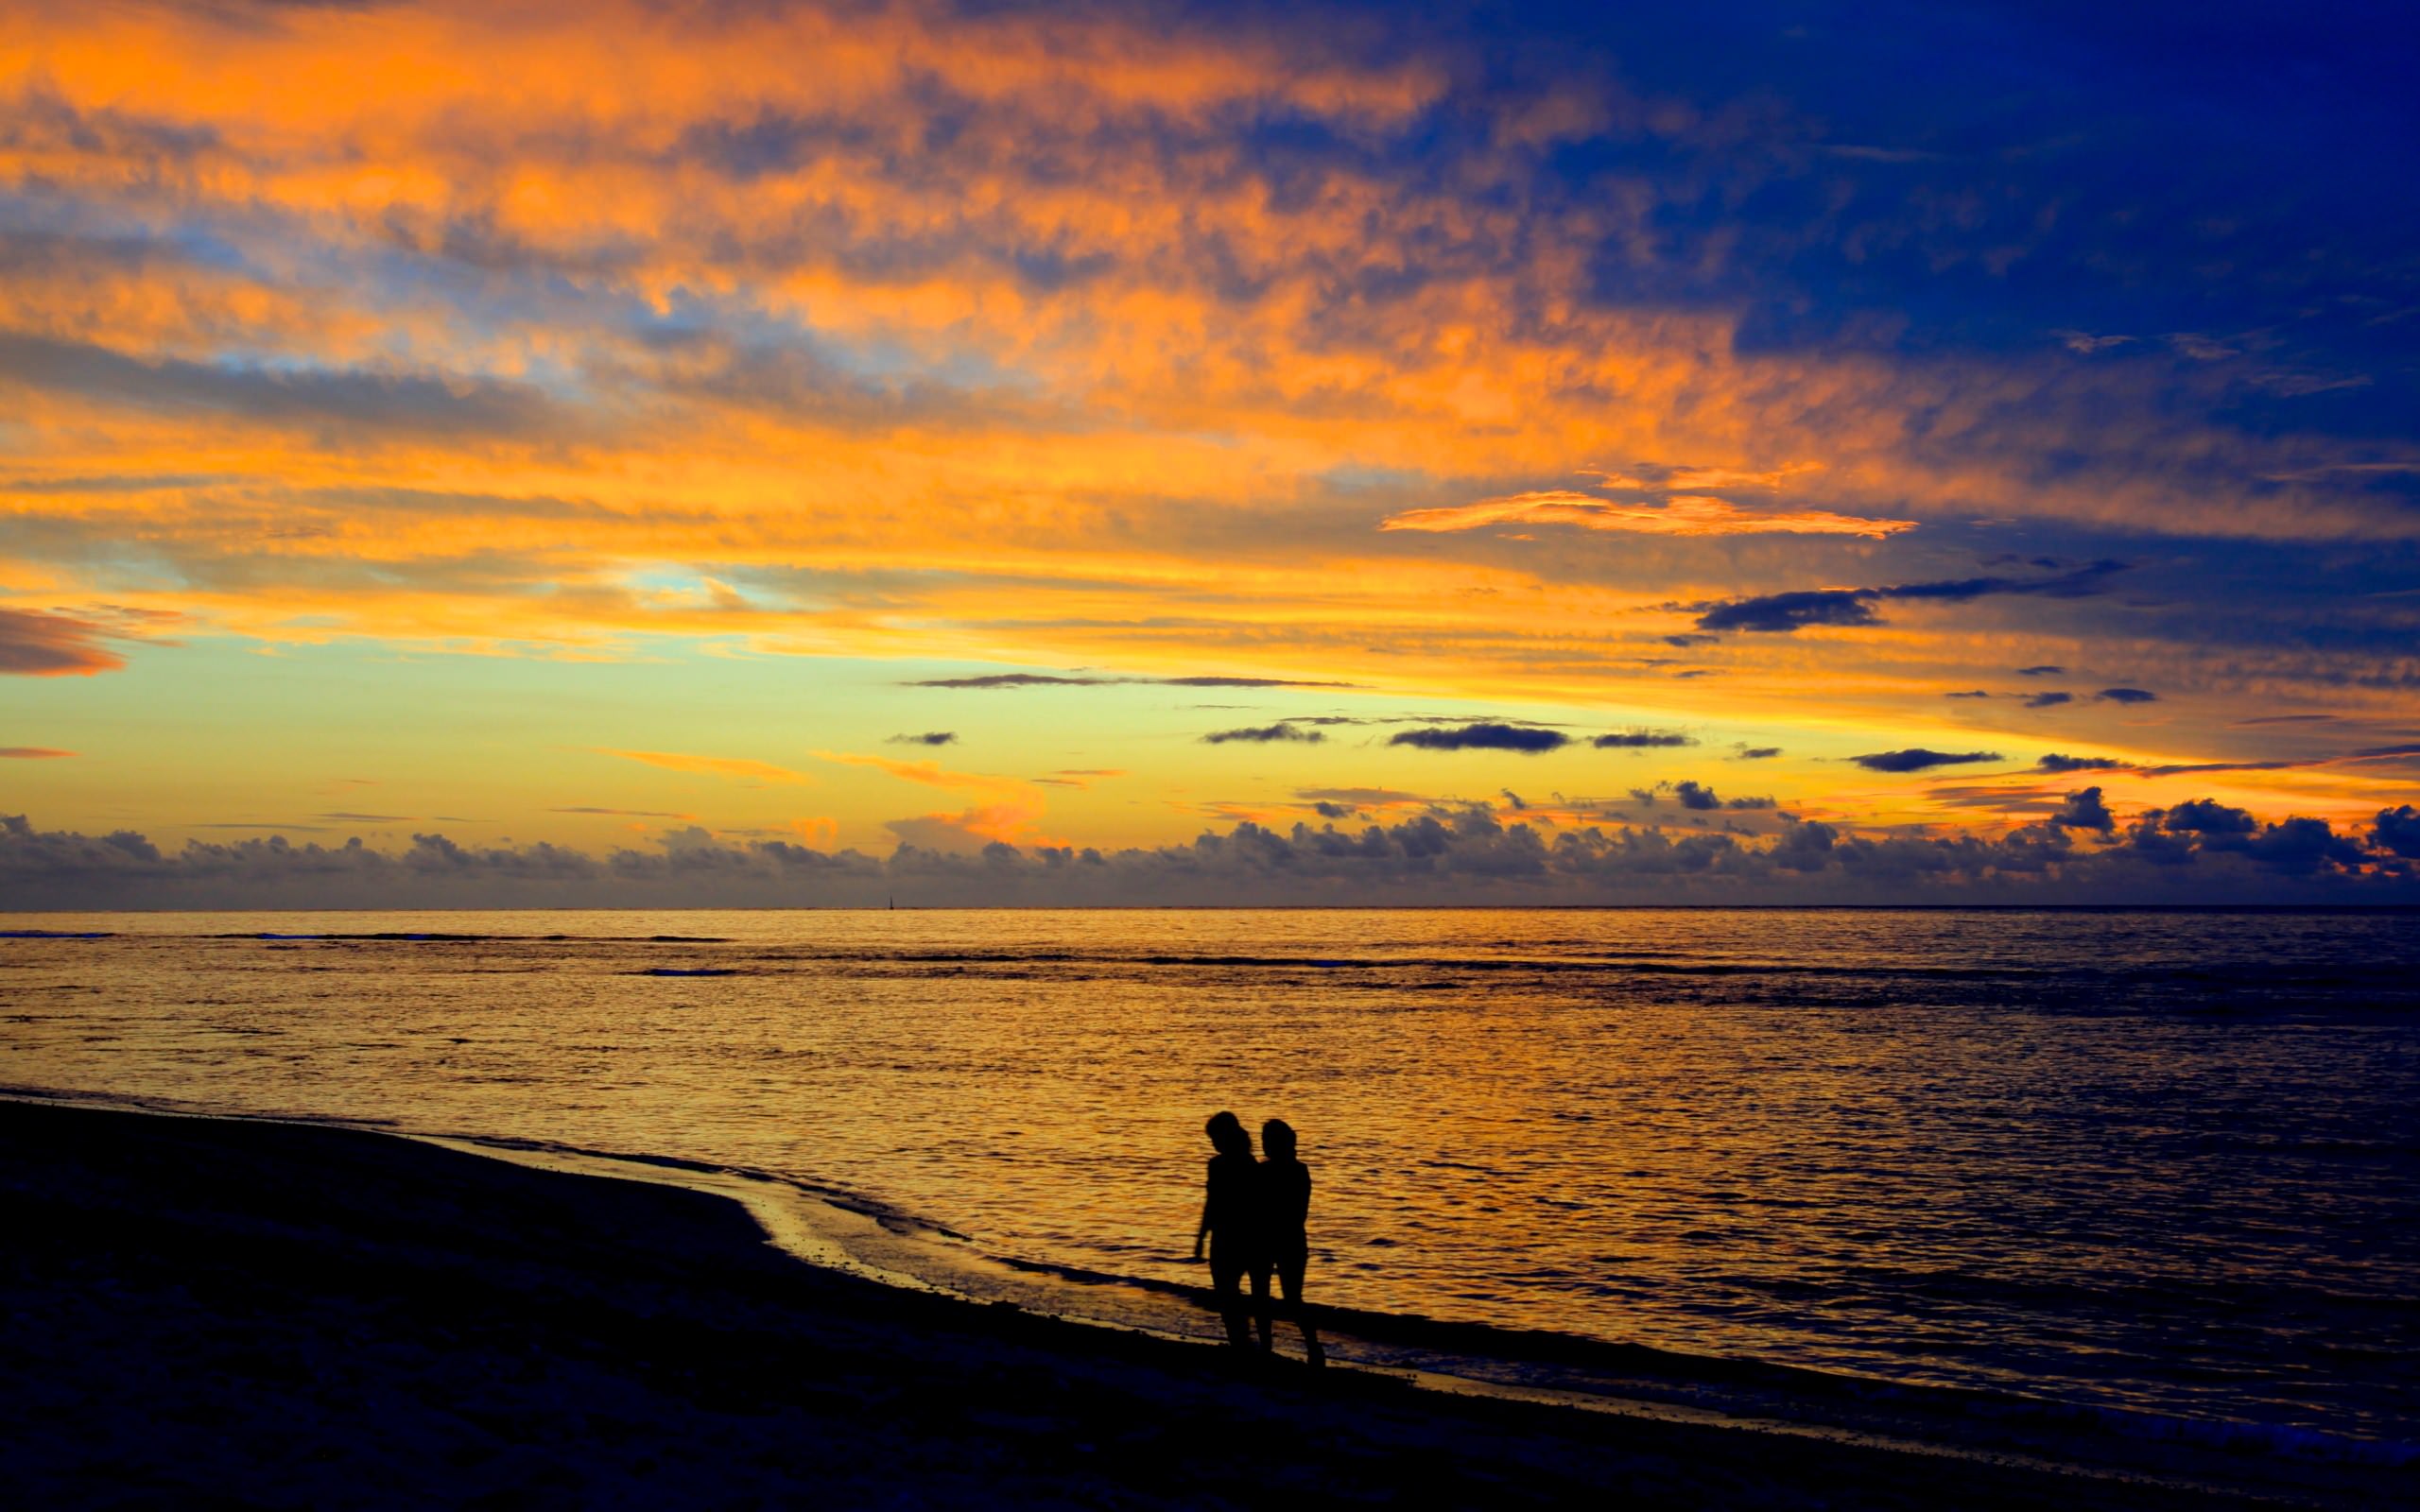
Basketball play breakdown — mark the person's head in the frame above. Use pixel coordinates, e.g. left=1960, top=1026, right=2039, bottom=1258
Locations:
left=1261, top=1118, right=1297, bottom=1161
left=1205, top=1109, right=1252, bottom=1157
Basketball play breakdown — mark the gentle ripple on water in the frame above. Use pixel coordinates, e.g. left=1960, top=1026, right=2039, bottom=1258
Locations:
left=2, top=906, right=2416, bottom=1443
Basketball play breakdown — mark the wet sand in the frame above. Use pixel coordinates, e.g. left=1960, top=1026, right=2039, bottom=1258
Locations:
left=0, top=1100, right=2307, bottom=1507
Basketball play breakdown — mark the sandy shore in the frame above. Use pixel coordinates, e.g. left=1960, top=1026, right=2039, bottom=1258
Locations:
left=0, top=1100, right=2323, bottom=1507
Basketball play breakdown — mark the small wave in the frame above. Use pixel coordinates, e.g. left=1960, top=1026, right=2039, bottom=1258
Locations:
left=848, top=951, right=1084, bottom=964
left=2084, top=1404, right=2420, bottom=1468
left=961, top=1248, right=2420, bottom=1469
left=827, top=950, right=2113, bottom=982
left=638, top=967, right=741, bottom=977
left=201, top=931, right=729, bottom=943
left=445, top=1131, right=945, bottom=1236
left=456, top=1132, right=739, bottom=1177
left=1815, top=1262, right=2420, bottom=1319
left=209, top=931, right=495, bottom=941
left=0, top=929, right=112, bottom=938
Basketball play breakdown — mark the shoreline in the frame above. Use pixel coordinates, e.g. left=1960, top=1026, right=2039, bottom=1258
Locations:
left=0, top=1098, right=2384, bottom=1507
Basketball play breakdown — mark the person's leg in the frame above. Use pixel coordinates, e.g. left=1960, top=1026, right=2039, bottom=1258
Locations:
left=1211, top=1258, right=1252, bottom=1347
left=1252, top=1263, right=1273, bottom=1350
left=1279, top=1256, right=1323, bottom=1366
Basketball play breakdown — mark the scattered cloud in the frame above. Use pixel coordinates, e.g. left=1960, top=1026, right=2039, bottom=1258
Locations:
left=887, top=731, right=959, bottom=746
left=2055, top=332, right=2135, bottom=355
left=814, top=750, right=1022, bottom=794
left=1734, top=747, right=1783, bottom=760
left=2164, top=798, right=2256, bottom=836
left=787, top=816, right=840, bottom=850
left=2024, top=691, right=2074, bottom=709
left=2377, top=805, right=2420, bottom=858
left=2049, top=786, right=2116, bottom=833
left=2095, top=687, right=2159, bottom=704
left=1850, top=748, right=2004, bottom=773
left=1296, top=786, right=1427, bottom=806
left=1583, top=464, right=1827, bottom=492
left=0, top=747, right=75, bottom=759
left=1033, top=768, right=1126, bottom=787
left=882, top=802, right=1049, bottom=852
left=550, top=806, right=699, bottom=818
left=2017, top=665, right=2066, bottom=676
left=0, top=608, right=130, bottom=677
left=1202, top=723, right=1325, bottom=745
left=1389, top=723, right=1569, bottom=753
left=2031, top=743, right=2420, bottom=780
left=1162, top=677, right=1358, bottom=689
left=2166, top=333, right=2241, bottom=363
left=1691, top=562, right=2128, bottom=634
left=1592, top=730, right=1696, bottom=748
left=1381, top=490, right=1912, bottom=540
left=2037, top=753, right=2126, bottom=773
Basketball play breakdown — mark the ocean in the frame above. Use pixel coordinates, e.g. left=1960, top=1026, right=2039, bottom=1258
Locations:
left=5, top=907, right=2415, bottom=1456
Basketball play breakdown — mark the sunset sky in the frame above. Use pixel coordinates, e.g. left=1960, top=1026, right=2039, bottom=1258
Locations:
left=4, top=0, right=2417, bottom=904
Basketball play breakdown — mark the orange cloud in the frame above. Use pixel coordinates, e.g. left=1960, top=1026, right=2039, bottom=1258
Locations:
left=814, top=748, right=1060, bottom=849
left=1380, top=490, right=1915, bottom=538
left=787, top=816, right=839, bottom=849
left=600, top=749, right=813, bottom=784
left=812, top=749, right=1026, bottom=795
left=1577, top=463, right=1828, bottom=491
left=0, top=608, right=130, bottom=676
left=885, top=800, right=1057, bottom=851
left=1034, top=768, right=1126, bottom=788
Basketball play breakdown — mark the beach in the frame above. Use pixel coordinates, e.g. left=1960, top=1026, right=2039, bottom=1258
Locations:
left=0, top=1099, right=2343, bottom=1508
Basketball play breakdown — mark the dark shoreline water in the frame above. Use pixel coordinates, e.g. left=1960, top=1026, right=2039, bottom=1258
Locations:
left=5, top=907, right=2416, bottom=1456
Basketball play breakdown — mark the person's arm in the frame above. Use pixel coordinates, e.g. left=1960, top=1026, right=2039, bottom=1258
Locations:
left=1192, top=1193, right=1211, bottom=1260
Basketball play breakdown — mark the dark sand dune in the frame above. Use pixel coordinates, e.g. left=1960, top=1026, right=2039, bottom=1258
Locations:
left=0, top=1102, right=2299, bottom=1508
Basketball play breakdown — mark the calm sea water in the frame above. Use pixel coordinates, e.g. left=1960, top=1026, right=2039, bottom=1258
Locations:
left=5, top=908, right=2416, bottom=1447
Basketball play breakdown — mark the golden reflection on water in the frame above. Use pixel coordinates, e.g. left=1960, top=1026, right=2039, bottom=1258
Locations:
left=4, top=906, right=2416, bottom=1430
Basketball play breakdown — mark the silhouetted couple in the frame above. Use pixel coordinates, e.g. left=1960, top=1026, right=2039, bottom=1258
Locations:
left=1191, top=1111, right=1324, bottom=1366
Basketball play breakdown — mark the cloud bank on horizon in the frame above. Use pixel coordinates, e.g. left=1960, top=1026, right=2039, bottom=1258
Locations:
left=2, top=0, right=2416, bottom=903
left=9, top=799, right=2419, bottom=909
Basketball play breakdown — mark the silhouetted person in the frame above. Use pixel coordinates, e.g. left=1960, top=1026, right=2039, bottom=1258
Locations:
left=1254, top=1118, right=1324, bottom=1366
left=1190, top=1110, right=1267, bottom=1348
